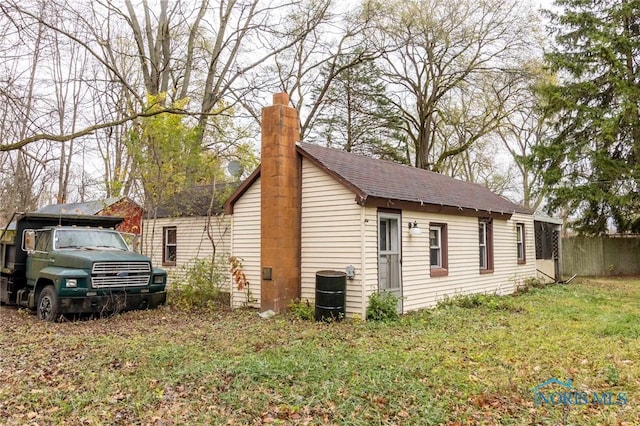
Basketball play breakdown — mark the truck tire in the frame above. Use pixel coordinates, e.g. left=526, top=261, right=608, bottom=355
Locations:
left=37, top=286, right=59, bottom=322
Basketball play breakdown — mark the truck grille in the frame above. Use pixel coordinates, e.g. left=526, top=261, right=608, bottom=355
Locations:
left=91, top=262, right=151, bottom=288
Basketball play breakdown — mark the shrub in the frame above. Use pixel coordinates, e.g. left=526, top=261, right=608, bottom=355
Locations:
left=366, top=291, right=400, bottom=322
left=229, top=256, right=257, bottom=306
left=169, top=258, right=229, bottom=310
left=514, top=277, right=547, bottom=295
left=436, top=293, right=518, bottom=311
left=604, top=365, right=621, bottom=386
left=288, top=299, right=314, bottom=321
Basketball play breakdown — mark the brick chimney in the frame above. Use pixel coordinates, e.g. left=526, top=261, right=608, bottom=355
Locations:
left=260, top=93, right=301, bottom=312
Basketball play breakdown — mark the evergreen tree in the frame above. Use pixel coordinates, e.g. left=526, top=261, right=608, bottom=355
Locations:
left=536, top=0, right=640, bottom=234
left=311, top=58, right=406, bottom=163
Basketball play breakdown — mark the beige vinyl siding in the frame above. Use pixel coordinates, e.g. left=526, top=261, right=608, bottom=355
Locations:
left=361, top=207, right=380, bottom=314
left=230, top=177, right=261, bottom=309
left=301, top=159, right=366, bottom=317
left=142, top=216, right=231, bottom=285
left=401, top=212, right=536, bottom=312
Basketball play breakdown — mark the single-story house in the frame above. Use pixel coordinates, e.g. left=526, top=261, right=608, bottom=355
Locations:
left=223, top=93, right=538, bottom=316
left=37, top=197, right=143, bottom=234
left=142, top=185, right=231, bottom=278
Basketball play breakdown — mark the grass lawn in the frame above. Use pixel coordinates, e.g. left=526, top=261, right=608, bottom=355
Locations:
left=1, top=277, right=639, bottom=425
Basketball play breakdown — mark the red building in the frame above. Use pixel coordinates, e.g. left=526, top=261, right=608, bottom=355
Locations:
left=37, top=197, right=143, bottom=234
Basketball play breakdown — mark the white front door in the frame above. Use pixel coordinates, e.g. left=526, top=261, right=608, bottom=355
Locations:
left=378, top=213, right=402, bottom=312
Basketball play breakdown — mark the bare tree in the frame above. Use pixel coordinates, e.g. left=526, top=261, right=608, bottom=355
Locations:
left=98, top=0, right=328, bottom=143
left=495, top=61, right=553, bottom=211
left=1, top=0, right=334, bottom=206
left=0, top=2, right=58, bottom=214
left=240, top=0, right=384, bottom=140
left=446, top=138, right=518, bottom=197
left=368, top=0, right=536, bottom=170
left=49, top=20, right=94, bottom=203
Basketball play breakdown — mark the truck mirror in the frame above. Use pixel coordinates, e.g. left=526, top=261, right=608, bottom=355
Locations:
left=23, top=230, right=36, bottom=252
left=131, top=235, right=141, bottom=254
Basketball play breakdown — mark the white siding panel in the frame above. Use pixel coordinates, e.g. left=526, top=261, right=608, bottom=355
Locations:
left=142, top=215, right=231, bottom=287
left=401, top=212, right=536, bottom=312
left=225, top=160, right=537, bottom=317
left=301, top=160, right=365, bottom=316
left=230, top=178, right=261, bottom=308
left=362, top=207, right=379, bottom=309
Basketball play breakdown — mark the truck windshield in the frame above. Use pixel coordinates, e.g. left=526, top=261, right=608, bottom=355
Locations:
left=54, top=229, right=130, bottom=251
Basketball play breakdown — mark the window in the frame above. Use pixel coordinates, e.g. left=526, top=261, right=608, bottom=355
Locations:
left=379, top=219, right=388, bottom=251
left=163, top=226, right=177, bottom=266
left=429, top=228, right=441, bottom=267
left=429, top=223, right=448, bottom=277
left=479, top=222, right=487, bottom=268
left=516, top=223, right=526, bottom=264
left=479, top=219, right=493, bottom=273
left=54, top=229, right=128, bottom=251
left=35, top=230, right=51, bottom=253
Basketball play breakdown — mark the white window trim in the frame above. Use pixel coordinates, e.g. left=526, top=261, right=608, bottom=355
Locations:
left=430, top=226, right=442, bottom=268
left=516, top=223, right=525, bottom=262
left=479, top=222, right=488, bottom=270
left=163, top=226, right=177, bottom=265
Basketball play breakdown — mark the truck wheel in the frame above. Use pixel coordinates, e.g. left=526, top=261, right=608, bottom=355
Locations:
left=37, top=286, right=59, bottom=322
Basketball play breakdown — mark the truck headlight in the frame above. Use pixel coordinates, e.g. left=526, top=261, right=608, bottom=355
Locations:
left=66, top=278, right=78, bottom=288
left=153, top=275, right=165, bottom=284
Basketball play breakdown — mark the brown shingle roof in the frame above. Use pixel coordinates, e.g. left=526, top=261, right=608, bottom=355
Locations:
left=37, top=197, right=127, bottom=215
left=296, top=142, right=531, bottom=216
left=154, top=183, right=238, bottom=218
left=224, top=143, right=531, bottom=217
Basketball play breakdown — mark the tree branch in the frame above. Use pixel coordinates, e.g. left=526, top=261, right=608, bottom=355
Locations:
left=1, top=108, right=187, bottom=152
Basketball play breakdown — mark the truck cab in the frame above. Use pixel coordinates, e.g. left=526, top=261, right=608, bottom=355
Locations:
left=1, top=213, right=166, bottom=321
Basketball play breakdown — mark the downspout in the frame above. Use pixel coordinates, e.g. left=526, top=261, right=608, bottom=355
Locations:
left=360, top=205, right=367, bottom=319
left=229, top=214, right=234, bottom=310
left=555, top=223, right=563, bottom=282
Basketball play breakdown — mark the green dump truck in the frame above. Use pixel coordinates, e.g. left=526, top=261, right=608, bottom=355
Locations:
left=0, top=212, right=167, bottom=321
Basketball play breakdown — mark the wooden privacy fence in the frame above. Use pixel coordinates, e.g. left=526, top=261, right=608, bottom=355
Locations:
left=562, top=236, right=640, bottom=276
